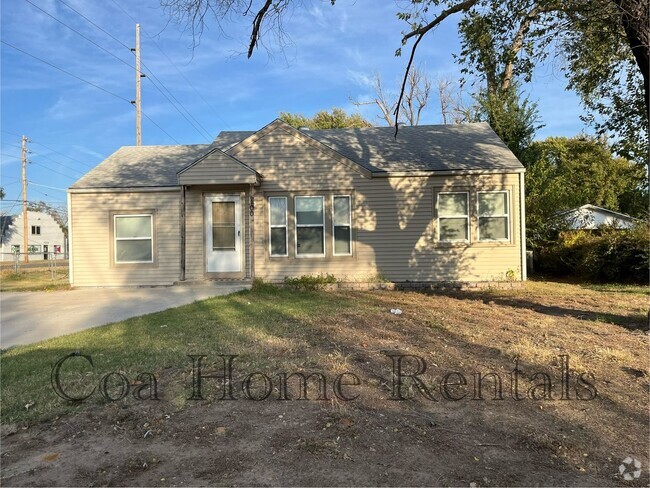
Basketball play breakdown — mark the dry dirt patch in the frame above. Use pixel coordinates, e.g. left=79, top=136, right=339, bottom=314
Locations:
left=1, top=281, right=648, bottom=486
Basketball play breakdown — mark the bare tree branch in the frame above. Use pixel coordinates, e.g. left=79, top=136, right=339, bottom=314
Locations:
left=248, top=0, right=273, bottom=57
left=395, top=0, right=478, bottom=135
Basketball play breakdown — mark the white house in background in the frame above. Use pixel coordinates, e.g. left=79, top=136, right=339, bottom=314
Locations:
left=0, top=211, right=67, bottom=261
left=557, top=204, right=638, bottom=230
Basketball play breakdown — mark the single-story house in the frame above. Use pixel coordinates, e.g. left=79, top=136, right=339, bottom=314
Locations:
left=0, top=210, right=67, bottom=261
left=556, top=204, right=638, bottom=230
left=67, top=119, right=526, bottom=287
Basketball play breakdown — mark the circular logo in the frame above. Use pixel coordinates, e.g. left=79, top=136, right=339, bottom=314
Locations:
left=618, top=457, right=642, bottom=481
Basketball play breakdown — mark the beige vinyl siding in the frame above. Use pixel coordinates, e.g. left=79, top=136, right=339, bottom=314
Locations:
left=69, top=190, right=180, bottom=286
left=184, top=186, right=250, bottom=280
left=233, top=126, right=523, bottom=282
left=179, top=154, right=257, bottom=185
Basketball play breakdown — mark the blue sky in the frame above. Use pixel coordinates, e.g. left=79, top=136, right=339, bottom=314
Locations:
left=1, top=0, right=587, bottom=212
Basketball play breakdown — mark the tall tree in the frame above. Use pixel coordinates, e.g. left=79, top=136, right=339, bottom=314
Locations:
left=400, top=0, right=648, bottom=160
left=473, top=86, right=543, bottom=160
left=279, top=108, right=372, bottom=129
left=352, top=67, right=432, bottom=126
left=160, top=0, right=648, bottom=162
left=525, top=135, right=647, bottom=246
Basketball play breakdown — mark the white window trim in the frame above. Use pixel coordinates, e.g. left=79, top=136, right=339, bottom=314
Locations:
left=332, top=195, right=352, bottom=256
left=477, top=190, right=510, bottom=241
left=437, top=191, right=470, bottom=243
left=114, top=214, right=154, bottom=264
left=294, top=196, right=325, bottom=258
left=268, top=196, right=289, bottom=257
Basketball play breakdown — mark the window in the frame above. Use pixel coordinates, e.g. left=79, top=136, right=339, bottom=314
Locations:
left=332, top=195, right=352, bottom=255
left=437, top=192, right=469, bottom=242
left=478, top=191, right=510, bottom=241
left=27, top=245, right=41, bottom=253
left=114, top=214, right=153, bottom=263
left=11, top=245, right=19, bottom=253
left=295, top=196, right=325, bottom=256
left=31, top=225, right=40, bottom=235
left=268, top=197, right=288, bottom=257
left=212, top=202, right=236, bottom=250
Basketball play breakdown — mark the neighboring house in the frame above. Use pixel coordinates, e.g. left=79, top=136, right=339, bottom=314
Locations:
left=556, top=204, right=638, bottom=230
left=67, top=120, right=526, bottom=287
left=0, top=210, right=67, bottom=261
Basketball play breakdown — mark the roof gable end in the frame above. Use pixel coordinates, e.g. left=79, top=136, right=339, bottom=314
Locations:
left=225, top=119, right=372, bottom=179
left=177, top=147, right=260, bottom=185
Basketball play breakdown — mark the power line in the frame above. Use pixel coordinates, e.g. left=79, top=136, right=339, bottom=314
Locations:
left=141, top=112, right=181, bottom=144
left=107, top=0, right=230, bottom=132
left=55, top=0, right=132, bottom=51
left=30, top=187, right=67, bottom=202
left=3, top=142, right=84, bottom=175
left=44, top=0, right=211, bottom=140
left=141, top=68, right=212, bottom=139
left=30, top=161, right=78, bottom=180
left=30, top=152, right=85, bottom=176
left=1, top=130, right=23, bottom=139
left=24, top=0, right=135, bottom=73
left=30, top=142, right=95, bottom=169
left=1, top=41, right=181, bottom=144
left=3, top=131, right=98, bottom=168
left=28, top=182, right=68, bottom=192
left=1, top=40, right=131, bottom=103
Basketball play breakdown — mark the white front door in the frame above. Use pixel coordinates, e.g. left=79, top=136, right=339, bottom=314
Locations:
left=205, top=194, right=242, bottom=273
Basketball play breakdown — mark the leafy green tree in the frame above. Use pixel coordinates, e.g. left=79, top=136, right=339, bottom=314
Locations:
left=524, top=136, right=647, bottom=247
left=402, top=1, right=648, bottom=164
left=0, top=187, right=5, bottom=200
left=471, top=86, right=543, bottom=160
left=279, top=108, right=372, bottom=129
left=160, top=0, right=648, bottom=166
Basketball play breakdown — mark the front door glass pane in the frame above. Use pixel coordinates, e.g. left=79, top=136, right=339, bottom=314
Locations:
left=212, top=202, right=236, bottom=250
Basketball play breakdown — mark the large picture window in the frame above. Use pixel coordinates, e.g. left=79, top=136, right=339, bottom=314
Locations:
left=114, top=214, right=153, bottom=263
left=478, top=191, right=509, bottom=241
left=332, top=195, right=352, bottom=255
left=437, top=192, right=469, bottom=242
left=269, top=197, right=288, bottom=256
left=295, top=196, right=325, bottom=257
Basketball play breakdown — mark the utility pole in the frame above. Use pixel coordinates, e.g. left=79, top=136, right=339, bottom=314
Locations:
left=132, top=23, right=142, bottom=145
left=21, top=135, right=29, bottom=263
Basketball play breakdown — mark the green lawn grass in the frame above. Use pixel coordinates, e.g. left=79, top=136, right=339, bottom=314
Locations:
left=1, top=280, right=647, bottom=428
left=1, top=267, right=71, bottom=292
left=0, top=287, right=351, bottom=425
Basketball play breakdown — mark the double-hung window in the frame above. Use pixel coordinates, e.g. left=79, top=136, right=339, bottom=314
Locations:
left=437, top=192, right=469, bottom=242
left=332, top=195, right=352, bottom=255
left=268, top=197, right=288, bottom=257
left=114, top=214, right=153, bottom=263
left=295, top=196, right=325, bottom=257
left=478, top=191, right=509, bottom=241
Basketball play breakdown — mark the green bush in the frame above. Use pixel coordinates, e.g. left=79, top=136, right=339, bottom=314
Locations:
left=251, top=278, right=280, bottom=293
left=283, top=273, right=338, bottom=291
left=537, top=222, right=649, bottom=283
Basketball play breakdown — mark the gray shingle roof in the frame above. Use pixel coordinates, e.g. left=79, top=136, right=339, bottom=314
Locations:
left=70, top=122, right=523, bottom=189
left=70, top=144, right=212, bottom=189
left=214, top=122, right=523, bottom=173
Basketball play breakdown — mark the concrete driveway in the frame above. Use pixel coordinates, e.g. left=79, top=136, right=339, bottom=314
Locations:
left=0, top=283, right=249, bottom=349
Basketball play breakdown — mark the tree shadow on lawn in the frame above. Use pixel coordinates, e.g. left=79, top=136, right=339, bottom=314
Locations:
left=216, top=289, right=650, bottom=485
left=2, top=289, right=649, bottom=486
left=425, top=289, right=648, bottom=331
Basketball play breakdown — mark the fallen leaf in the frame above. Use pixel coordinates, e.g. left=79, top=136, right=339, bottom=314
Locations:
left=41, top=453, right=59, bottom=462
